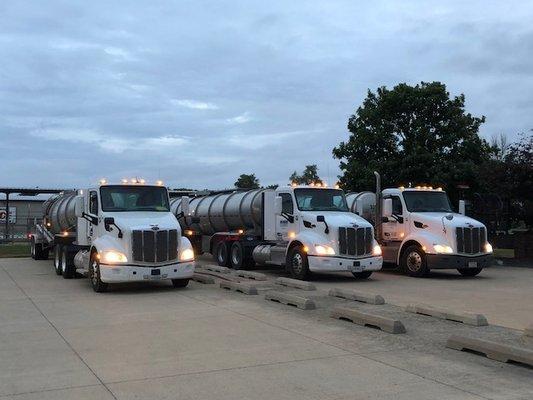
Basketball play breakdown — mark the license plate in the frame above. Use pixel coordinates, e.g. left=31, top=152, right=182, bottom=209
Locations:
left=350, top=265, right=363, bottom=272
left=468, top=262, right=477, bottom=268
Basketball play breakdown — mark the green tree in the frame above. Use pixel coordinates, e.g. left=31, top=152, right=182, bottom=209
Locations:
left=289, top=165, right=323, bottom=185
left=333, top=82, right=492, bottom=203
left=234, top=173, right=260, bottom=189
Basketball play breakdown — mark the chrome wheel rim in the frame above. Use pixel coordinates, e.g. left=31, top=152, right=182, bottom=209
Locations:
left=217, top=245, right=225, bottom=264
left=91, top=261, right=99, bottom=286
left=231, top=246, right=240, bottom=266
left=54, top=248, right=61, bottom=272
left=407, top=251, right=422, bottom=271
left=292, top=253, right=303, bottom=275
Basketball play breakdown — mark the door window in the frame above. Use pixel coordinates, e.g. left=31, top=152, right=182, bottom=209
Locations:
left=280, top=193, right=294, bottom=214
left=392, top=196, right=403, bottom=215
left=89, top=191, right=99, bottom=215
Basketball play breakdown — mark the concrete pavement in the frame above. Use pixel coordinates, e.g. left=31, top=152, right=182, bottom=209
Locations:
left=1, top=257, right=532, bottom=400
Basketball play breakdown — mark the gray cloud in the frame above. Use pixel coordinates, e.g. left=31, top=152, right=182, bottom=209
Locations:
left=1, top=1, right=532, bottom=189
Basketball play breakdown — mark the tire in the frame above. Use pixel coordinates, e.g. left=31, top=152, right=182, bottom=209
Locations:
left=230, top=242, right=244, bottom=270
left=352, top=271, right=373, bottom=279
left=457, top=267, right=483, bottom=277
left=30, top=238, right=36, bottom=260
left=214, top=241, right=230, bottom=267
left=62, top=247, right=75, bottom=279
left=172, top=279, right=189, bottom=288
left=400, top=245, right=429, bottom=277
left=53, top=245, right=63, bottom=275
left=89, top=253, right=108, bottom=293
left=286, top=246, right=310, bottom=280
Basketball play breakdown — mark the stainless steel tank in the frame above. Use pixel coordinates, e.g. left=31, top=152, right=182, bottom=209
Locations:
left=170, top=189, right=269, bottom=235
left=345, top=192, right=376, bottom=223
left=42, top=192, right=78, bottom=234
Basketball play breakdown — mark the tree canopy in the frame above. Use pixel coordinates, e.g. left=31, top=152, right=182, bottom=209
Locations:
left=333, top=82, right=492, bottom=202
left=289, top=165, right=323, bottom=185
left=234, top=173, right=260, bottom=189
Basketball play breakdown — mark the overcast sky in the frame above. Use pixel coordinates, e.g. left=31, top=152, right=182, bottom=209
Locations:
left=1, top=1, right=532, bottom=190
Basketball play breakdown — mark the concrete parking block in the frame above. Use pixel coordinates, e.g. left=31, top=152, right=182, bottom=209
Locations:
left=275, top=277, right=316, bottom=291
left=328, top=288, right=385, bottom=305
left=234, top=270, right=268, bottom=281
left=405, top=303, right=488, bottom=326
left=265, top=291, right=316, bottom=310
left=524, top=324, right=533, bottom=337
left=191, top=273, right=215, bottom=284
left=446, top=335, right=533, bottom=367
left=330, top=306, right=406, bottom=334
left=203, top=264, right=231, bottom=274
left=219, top=281, right=258, bottom=295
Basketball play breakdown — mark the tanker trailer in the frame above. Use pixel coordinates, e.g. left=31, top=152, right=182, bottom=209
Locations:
left=31, top=180, right=195, bottom=292
left=172, top=185, right=383, bottom=280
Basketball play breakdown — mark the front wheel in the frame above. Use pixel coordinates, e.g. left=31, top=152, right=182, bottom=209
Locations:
left=458, top=267, right=483, bottom=277
left=287, top=246, right=310, bottom=280
left=172, top=279, right=189, bottom=288
left=400, top=245, right=429, bottom=277
left=89, top=254, right=108, bottom=293
left=352, top=271, right=373, bottom=279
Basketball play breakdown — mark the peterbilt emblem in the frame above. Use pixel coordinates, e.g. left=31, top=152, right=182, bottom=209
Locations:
left=350, top=223, right=359, bottom=228
left=150, top=225, right=160, bottom=231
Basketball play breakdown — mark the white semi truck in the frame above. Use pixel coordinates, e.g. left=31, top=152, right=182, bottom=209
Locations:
left=170, top=186, right=383, bottom=280
left=30, top=180, right=195, bottom=292
left=346, top=172, right=493, bottom=277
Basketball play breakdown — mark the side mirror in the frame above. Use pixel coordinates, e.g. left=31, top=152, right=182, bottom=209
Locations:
left=181, top=196, right=191, bottom=216
left=458, top=200, right=466, bottom=215
left=104, top=217, right=115, bottom=232
left=274, top=196, right=283, bottom=215
left=383, top=198, right=393, bottom=218
left=75, top=196, right=84, bottom=218
left=316, top=215, right=325, bottom=222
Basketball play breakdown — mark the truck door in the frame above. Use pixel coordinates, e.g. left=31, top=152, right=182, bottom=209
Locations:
left=275, top=193, right=296, bottom=241
left=87, top=190, right=99, bottom=244
left=381, top=195, right=404, bottom=262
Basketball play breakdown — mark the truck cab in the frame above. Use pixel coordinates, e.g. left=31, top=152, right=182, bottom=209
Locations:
left=266, top=185, right=383, bottom=279
left=379, top=186, right=493, bottom=277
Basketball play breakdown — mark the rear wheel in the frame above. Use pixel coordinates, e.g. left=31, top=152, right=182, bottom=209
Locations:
left=352, top=271, right=373, bottom=279
left=214, top=241, right=230, bottom=267
left=230, top=242, right=245, bottom=270
left=457, top=267, right=483, bottom=277
left=172, top=279, right=189, bottom=288
left=62, top=247, right=75, bottom=279
left=54, top=245, right=63, bottom=275
left=400, top=245, right=429, bottom=277
left=287, top=246, right=310, bottom=280
left=89, top=253, right=108, bottom=293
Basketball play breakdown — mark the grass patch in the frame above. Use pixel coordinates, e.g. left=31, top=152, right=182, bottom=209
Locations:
left=0, top=242, right=31, bottom=258
left=494, top=248, right=515, bottom=259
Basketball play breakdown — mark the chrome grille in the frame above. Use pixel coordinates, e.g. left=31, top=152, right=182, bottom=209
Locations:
left=456, top=227, right=485, bottom=254
left=338, top=227, right=373, bottom=257
left=132, top=229, right=178, bottom=263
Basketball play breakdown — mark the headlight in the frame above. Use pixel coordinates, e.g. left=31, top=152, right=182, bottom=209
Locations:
left=314, top=245, right=335, bottom=255
left=101, top=250, right=128, bottom=263
left=180, top=248, right=194, bottom=262
left=372, top=244, right=382, bottom=256
left=484, top=242, right=493, bottom=253
left=433, top=244, right=453, bottom=254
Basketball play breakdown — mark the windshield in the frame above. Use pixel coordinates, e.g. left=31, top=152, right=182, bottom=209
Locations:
left=294, top=189, right=349, bottom=212
left=100, top=186, right=170, bottom=212
left=403, top=191, right=452, bottom=213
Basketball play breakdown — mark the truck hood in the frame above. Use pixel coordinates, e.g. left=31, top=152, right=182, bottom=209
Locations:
left=300, top=211, right=373, bottom=229
left=104, top=212, right=180, bottom=231
left=410, top=212, right=485, bottom=230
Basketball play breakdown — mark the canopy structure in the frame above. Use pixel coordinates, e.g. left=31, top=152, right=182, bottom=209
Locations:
left=0, top=187, right=72, bottom=242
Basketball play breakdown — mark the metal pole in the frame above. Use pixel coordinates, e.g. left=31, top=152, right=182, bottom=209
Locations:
left=373, top=172, right=382, bottom=242
left=5, top=192, right=9, bottom=243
